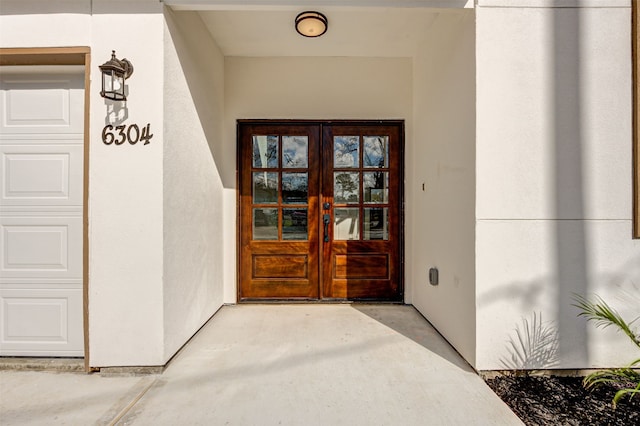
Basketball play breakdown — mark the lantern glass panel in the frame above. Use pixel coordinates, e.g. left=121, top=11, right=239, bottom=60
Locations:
left=102, top=71, right=126, bottom=100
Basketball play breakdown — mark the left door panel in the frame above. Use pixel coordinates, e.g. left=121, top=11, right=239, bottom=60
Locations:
left=0, top=67, right=84, bottom=356
left=239, top=124, right=321, bottom=300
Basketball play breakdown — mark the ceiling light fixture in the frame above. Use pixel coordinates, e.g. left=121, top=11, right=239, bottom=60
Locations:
left=295, top=11, right=328, bottom=38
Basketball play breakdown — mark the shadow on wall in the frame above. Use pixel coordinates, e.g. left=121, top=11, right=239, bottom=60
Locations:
left=553, top=2, right=588, bottom=368
left=104, top=100, right=128, bottom=126
left=479, top=253, right=640, bottom=310
left=486, top=255, right=640, bottom=369
left=477, top=277, right=547, bottom=311
left=501, top=312, right=559, bottom=370
left=596, top=256, right=640, bottom=307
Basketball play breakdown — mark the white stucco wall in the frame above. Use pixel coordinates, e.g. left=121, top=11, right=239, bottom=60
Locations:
left=88, top=1, right=166, bottom=367
left=409, top=10, right=477, bottom=366
left=476, top=0, right=640, bottom=370
left=223, top=56, right=413, bottom=303
left=0, top=0, right=91, bottom=47
left=162, top=8, right=226, bottom=361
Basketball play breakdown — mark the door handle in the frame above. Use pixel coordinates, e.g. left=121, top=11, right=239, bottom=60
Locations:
left=323, top=214, right=330, bottom=242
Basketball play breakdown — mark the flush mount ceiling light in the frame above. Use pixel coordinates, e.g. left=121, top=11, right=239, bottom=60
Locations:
left=295, top=11, right=328, bottom=38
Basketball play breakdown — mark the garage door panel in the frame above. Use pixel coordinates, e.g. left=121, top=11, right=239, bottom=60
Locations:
left=0, top=65, right=84, bottom=356
left=0, top=72, right=84, bottom=135
left=0, top=288, right=83, bottom=356
left=0, top=217, right=82, bottom=278
left=1, top=145, right=83, bottom=206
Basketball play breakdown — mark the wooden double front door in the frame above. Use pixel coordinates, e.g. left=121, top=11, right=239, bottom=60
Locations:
left=238, top=121, right=403, bottom=301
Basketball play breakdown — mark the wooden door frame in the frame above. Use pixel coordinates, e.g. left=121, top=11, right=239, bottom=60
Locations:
left=236, top=119, right=405, bottom=303
left=0, top=47, right=92, bottom=371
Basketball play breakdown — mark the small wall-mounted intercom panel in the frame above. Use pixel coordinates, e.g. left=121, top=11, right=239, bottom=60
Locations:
left=429, top=268, right=439, bottom=285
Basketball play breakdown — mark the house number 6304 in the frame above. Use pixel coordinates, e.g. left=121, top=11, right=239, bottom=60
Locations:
left=102, top=123, right=154, bottom=145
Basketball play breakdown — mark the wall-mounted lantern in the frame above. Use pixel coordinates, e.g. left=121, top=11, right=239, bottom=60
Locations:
left=295, top=11, right=328, bottom=38
left=99, top=50, right=134, bottom=101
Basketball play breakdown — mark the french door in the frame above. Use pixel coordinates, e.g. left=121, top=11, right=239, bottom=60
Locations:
left=238, top=121, right=403, bottom=301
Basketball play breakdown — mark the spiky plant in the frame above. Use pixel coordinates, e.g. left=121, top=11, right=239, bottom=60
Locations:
left=573, top=294, right=640, bottom=408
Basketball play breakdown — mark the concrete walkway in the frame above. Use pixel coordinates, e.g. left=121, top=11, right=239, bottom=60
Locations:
left=1, top=304, right=523, bottom=425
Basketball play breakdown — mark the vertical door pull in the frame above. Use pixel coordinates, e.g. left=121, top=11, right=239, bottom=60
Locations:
left=323, top=214, right=330, bottom=242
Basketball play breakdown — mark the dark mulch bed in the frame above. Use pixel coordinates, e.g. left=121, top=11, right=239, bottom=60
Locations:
left=485, top=375, right=639, bottom=425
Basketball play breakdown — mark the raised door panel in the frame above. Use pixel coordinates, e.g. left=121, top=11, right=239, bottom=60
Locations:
left=334, top=253, right=390, bottom=279
left=0, top=216, right=82, bottom=279
left=0, top=144, right=83, bottom=207
left=0, top=68, right=84, bottom=137
left=253, top=254, right=309, bottom=279
left=0, top=288, right=83, bottom=356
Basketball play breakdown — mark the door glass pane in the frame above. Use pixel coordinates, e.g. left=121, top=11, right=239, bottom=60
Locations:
left=252, top=135, right=278, bottom=168
left=283, top=208, right=308, bottom=240
left=364, top=208, right=388, bottom=240
left=363, top=136, right=388, bottom=168
left=282, top=136, right=308, bottom=168
left=363, top=172, right=388, bottom=203
left=253, top=172, right=278, bottom=204
left=334, top=208, right=360, bottom=240
left=334, top=136, right=359, bottom=168
left=253, top=208, right=278, bottom=240
left=334, top=172, right=359, bottom=204
left=282, top=172, right=308, bottom=204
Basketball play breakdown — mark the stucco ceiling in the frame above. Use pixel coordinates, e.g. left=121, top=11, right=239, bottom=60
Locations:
left=197, top=8, right=444, bottom=57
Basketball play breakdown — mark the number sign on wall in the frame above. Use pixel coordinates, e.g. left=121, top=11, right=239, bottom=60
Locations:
left=102, top=123, right=154, bottom=145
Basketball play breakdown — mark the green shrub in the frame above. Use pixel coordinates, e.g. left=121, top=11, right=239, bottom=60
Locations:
left=574, top=294, right=640, bottom=408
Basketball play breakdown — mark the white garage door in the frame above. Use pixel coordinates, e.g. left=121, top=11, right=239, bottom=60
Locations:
left=0, top=66, right=84, bottom=356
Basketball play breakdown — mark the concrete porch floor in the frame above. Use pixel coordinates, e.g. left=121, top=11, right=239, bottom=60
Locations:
left=0, top=304, right=523, bottom=425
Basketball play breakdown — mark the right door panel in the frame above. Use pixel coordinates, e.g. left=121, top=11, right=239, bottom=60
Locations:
left=321, top=124, right=403, bottom=300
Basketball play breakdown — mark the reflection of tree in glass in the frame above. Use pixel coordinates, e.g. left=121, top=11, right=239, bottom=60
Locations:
left=254, top=172, right=278, bottom=203
left=283, top=152, right=295, bottom=167
left=282, top=174, right=307, bottom=191
left=282, top=173, right=308, bottom=203
left=364, top=137, right=387, bottom=200
left=335, top=136, right=359, bottom=167
left=364, top=174, right=387, bottom=203
left=253, top=137, right=278, bottom=168
left=255, top=173, right=277, bottom=189
left=283, top=136, right=308, bottom=168
left=364, top=136, right=387, bottom=168
left=335, top=173, right=358, bottom=202
left=372, top=171, right=384, bottom=193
